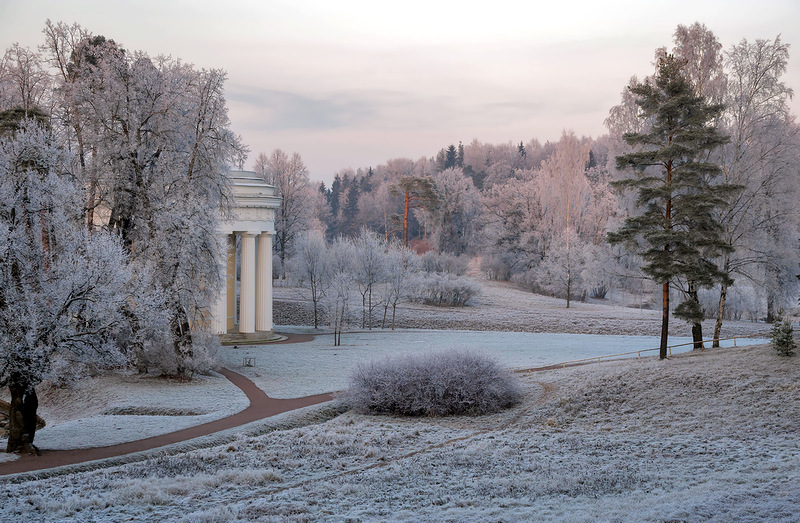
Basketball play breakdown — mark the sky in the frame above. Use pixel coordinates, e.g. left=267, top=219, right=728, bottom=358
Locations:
left=1, top=0, right=799, bottom=184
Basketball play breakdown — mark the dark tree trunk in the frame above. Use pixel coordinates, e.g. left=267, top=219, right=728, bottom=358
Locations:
left=660, top=281, right=669, bottom=360
left=6, top=381, right=39, bottom=454
left=766, top=294, right=776, bottom=324
left=688, top=284, right=704, bottom=350
left=172, top=307, right=194, bottom=379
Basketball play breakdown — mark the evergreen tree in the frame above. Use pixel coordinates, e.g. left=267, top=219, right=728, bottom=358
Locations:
left=457, top=141, right=465, bottom=168
left=328, top=174, right=342, bottom=238
left=445, top=144, right=458, bottom=169
left=342, top=183, right=361, bottom=237
left=389, top=176, right=438, bottom=247
left=771, top=316, right=796, bottom=356
left=607, top=55, right=736, bottom=359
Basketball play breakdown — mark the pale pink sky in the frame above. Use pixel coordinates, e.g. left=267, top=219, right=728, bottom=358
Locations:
left=2, top=0, right=798, bottom=183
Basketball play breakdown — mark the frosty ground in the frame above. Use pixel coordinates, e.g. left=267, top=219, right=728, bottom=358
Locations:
left=1, top=341, right=797, bottom=521
left=0, top=278, right=791, bottom=521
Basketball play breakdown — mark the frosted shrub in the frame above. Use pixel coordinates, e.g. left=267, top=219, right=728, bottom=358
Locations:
left=771, top=317, right=796, bottom=356
left=348, top=350, right=522, bottom=416
left=419, top=251, right=469, bottom=275
left=408, top=273, right=481, bottom=307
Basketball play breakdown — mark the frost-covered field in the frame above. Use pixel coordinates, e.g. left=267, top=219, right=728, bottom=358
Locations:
left=221, top=328, right=763, bottom=398
left=2, top=342, right=797, bottom=521
left=274, top=276, right=772, bottom=338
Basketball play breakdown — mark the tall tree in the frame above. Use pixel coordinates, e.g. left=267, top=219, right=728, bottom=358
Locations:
left=713, top=36, right=800, bottom=341
left=0, top=43, right=50, bottom=112
left=538, top=131, right=592, bottom=307
left=389, top=176, right=438, bottom=247
left=607, top=55, right=735, bottom=358
left=291, top=231, right=330, bottom=328
left=0, top=120, right=131, bottom=453
left=256, top=149, right=313, bottom=277
left=68, top=42, right=242, bottom=377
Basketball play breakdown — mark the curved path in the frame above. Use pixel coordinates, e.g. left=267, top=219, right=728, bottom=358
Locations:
left=1, top=335, right=334, bottom=477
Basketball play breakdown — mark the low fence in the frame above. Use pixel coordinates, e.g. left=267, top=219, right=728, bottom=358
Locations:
left=522, top=336, right=764, bottom=372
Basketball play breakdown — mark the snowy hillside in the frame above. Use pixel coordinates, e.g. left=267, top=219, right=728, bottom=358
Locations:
left=2, top=342, right=797, bottom=521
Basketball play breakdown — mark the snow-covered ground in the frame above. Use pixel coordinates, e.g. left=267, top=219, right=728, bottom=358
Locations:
left=2, top=342, right=797, bottom=521
left=274, top=274, right=773, bottom=338
left=0, top=371, right=248, bottom=452
left=220, top=327, right=766, bottom=398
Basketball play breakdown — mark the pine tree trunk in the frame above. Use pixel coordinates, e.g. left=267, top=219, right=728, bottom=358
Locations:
left=660, top=281, right=669, bottom=359
left=689, top=285, right=704, bottom=350
left=6, top=380, right=39, bottom=454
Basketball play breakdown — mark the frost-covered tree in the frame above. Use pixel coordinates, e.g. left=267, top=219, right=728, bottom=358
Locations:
left=0, top=43, right=50, bottom=112
left=713, top=36, right=800, bottom=339
left=255, top=149, right=314, bottom=278
left=431, top=167, right=481, bottom=255
left=0, top=120, right=131, bottom=453
left=379, top=244, right=419, bottom=329
left=352, top=228, right=387, bottom=329
left=291, top=230, right=330, bottom=328
left=389, top=176, right=438, bottom=247
left=608, top=55, right=735, bottom=358
left=325, top=237, right=356, bottom=346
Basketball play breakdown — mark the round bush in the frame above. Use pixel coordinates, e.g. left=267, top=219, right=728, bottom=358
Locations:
left=347, top=350, right=522, bottom=417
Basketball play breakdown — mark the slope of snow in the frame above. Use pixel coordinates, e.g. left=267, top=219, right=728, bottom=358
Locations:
left=2, top=342, right=796, bottom=521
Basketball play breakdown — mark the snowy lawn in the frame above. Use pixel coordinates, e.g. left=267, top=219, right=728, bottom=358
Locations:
left=1, top=342, right=797, bottom=521
left=220, top=327, right=766, bottom=398
left=1, top=329, right=766, bottom=452
left=1, top=371, right=248, bottom=451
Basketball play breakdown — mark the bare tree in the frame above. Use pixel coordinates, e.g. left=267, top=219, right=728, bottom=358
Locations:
left=0, top=43, right=51, bottom=112
left=291, top=230, right=330, bottom=328
left=255, top=149, right=313, bottom=278
left=352, top=227, right=387, bottom=329
left=712, top=35, right=800, bottom=343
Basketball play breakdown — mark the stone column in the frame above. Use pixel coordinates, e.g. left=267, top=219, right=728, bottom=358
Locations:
left=226, top=235, right=236, bottom=331
left=213, top=234, right=231, bottom=334
left=256, top=232, right=273, bottom=332
left=239, top=232, right=257, bottom=334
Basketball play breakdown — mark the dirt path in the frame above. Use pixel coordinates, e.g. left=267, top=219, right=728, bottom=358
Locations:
left=0, top=367, right=335, bottom=476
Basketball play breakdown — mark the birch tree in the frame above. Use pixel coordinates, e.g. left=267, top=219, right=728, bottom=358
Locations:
left=713, top=36, right=800, bottom=341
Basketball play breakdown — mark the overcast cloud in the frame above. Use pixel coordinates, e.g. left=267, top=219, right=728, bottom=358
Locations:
left=1, top=0, right=798, bottom=183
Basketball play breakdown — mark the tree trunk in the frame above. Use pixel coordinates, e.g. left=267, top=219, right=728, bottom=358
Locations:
left=566, top=266, right=571, bottom=309
left=368, top=286, right=373, bottom=330
left=660, top=281, right=669, bottom=359
left=713, top=278, right=728, bottom=348
left=689, top=284, right=704, bottom=350
left=6, top=380, right=39, bottom=454
left=766, top=294, right=776, bottom=324
left=172, top=307, right=194, bottom=379
left=403, top=190, right=411, bottom=247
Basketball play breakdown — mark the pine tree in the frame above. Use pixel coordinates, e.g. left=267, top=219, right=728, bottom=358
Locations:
left=607, top=55, right=736, bottom=359
left=771, top=316, right=796, bottom=356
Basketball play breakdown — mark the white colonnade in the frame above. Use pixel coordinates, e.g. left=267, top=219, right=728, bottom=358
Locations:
left=213, top=172, right=281, bottom=335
